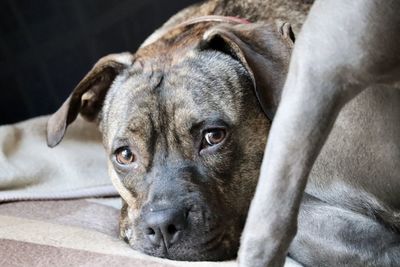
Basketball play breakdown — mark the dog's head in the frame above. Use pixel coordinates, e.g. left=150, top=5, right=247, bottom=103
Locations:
left=47, top=19, right=293, bottom=261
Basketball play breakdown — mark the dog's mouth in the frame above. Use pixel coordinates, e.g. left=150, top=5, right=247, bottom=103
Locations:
left=117, top=175, right=248, bottom=261
left=123, top=216, right=242, bottom=261
left=132, top=226, right=239, bottom=261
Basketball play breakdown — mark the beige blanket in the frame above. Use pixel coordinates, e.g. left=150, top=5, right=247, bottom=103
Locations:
left=0, top=197, right=235, bottom=267
left=0, top=116, right=117, bottom=202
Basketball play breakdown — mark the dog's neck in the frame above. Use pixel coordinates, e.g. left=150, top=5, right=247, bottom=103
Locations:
left=177, top=15, right=251, bottom=26
left=141, top=15, right=251, bottom=49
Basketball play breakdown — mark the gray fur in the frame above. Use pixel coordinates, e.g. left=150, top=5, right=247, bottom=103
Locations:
left=238, top=0, right=400, bottom=266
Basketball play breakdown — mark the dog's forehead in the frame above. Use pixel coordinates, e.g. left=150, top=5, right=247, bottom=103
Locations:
left=102, top=24, right=250, bottom=149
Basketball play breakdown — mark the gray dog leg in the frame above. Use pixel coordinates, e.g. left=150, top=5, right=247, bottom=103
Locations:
left=239, top=51, right=356, bottom=267
left=290, top=195, right=400, bottom=266
left=239, top=0, right=400, bottom=266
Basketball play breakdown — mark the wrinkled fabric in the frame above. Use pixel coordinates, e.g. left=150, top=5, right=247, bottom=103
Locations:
left=0, top=115, right=117, bottom=202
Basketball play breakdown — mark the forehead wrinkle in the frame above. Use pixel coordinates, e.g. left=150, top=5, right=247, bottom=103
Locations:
left=162, top=84, right=202, bottom=162
left=160, top=53, right=238, bottom=130
left=104, top=76, right=133, bottom=147
left=105, top=71, right=157, bottom=147
left=107, top=61, right=167, bottom=149
left=151, top=80, right=190, bottom=159
left=186, top=51, right=246, bottom=123
left=102, top=72, right=130, bottom=123
left=124, top=84, right=158, bottom=134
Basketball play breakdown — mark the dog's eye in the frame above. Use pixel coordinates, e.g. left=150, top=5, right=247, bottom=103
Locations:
left=115, top=147, right=135, bottom=165
left=203, top=129, right=226, bottom=146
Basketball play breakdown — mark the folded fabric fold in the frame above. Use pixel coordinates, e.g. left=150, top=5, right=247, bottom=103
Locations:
left=0, top=115, right=118, bottom=202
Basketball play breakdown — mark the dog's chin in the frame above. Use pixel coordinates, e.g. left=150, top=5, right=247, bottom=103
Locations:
left=140, top=246, right=238, bottom=261
left=129, top=235, right=240, bottom=261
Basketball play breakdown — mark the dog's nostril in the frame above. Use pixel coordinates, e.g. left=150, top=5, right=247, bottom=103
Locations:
left=167, top=224, right=177, bottom=235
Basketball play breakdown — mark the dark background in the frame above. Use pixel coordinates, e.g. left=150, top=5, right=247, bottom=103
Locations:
left=0, top=0, right=200, bottom=125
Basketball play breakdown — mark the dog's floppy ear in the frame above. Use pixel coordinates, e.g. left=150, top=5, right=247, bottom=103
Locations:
left=47, top=52, right=133, bottom=148
left=202, top=21, right=294, bottom=120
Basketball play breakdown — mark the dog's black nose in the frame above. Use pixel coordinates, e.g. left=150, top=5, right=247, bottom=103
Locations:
left=143, top=208, right=187, bottom=247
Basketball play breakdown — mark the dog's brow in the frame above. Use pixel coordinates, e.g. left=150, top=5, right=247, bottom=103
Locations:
left=128, top=127, right=141, bottom=134
left=125, top=124, right=152, bottom=140
left=111, top=138, right=131, bottom=152
left=189, top=117, right=231, bottom=135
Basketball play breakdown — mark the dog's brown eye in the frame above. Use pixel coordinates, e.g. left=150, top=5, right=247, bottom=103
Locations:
left=204, top=129, right=226, bottom=146
left=115, top=147, right=135, bottom=165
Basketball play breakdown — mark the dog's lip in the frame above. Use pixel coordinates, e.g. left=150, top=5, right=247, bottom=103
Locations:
left=134, top=225, right=232, bottom=257
left=140, top=233, right=234, bottom=261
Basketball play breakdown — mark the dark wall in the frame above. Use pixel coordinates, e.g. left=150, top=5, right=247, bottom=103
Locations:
left=0, top=0, right=200, bottom=125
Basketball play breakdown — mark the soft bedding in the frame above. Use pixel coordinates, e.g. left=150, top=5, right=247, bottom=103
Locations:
left=0, top=198, right=237, bottom=267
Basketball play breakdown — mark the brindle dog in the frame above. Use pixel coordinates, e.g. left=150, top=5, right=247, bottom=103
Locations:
left=47, top=0, right=312, bottom=262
